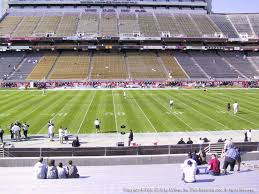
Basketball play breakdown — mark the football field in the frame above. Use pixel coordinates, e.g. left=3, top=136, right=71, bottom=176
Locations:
left=0, top=89, right=259, bottom=134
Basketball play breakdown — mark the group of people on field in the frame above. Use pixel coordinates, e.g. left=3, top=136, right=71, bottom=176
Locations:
left=34, top=157, right=80, bottom=179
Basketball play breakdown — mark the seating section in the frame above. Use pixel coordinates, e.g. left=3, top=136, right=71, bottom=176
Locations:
left=34, top=16, right=61, bottom=36
left=191, top=14, right=221, bottom=37
left=155, top=13, right=182, bottom=37
left=1, top=12, right=259, bottom=38
left=56, top=15, right=79, bottom=37
left=100, top=11, right=118, bottom=37
left=119, top=12, right=139, bottom=35
left=138, top=13, right=159, bottom=37
left=175, top=52, right=207, bottom=78
left=228, top=15, right=254, bottom=37
left=174, top=14, right=201, bottom=37
left=247, top=53, right=259, bottom=70
left=12, top=16, right=41, bottom=37
left=77, top=13, right=99, bottom=35
left=10, top=53, right=42, bottom=80
left=90, top=52, right=127, bottom=80
left=49, top=52, right=90, bottom=80
left=248, top=15, right=259, bottom=37
left=127, top=52, right=166, bottom=79
left=222, top=52, right=259, bottom=78
left=27, top=53, right=58, bottom=80
left=191, top=52, right=239, bottom=78
left=209, top=15, right=239, bottom=38
left=159, top=52, right=188, bottom=78
left=0, top=16, right=23, bottom=36
left=0, top=52, right=24, bottom=80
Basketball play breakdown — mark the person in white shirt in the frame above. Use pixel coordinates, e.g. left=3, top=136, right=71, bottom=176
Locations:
left=247, top=130, right=252, bottom=142
left=58, top=127, right=64, bottom=144
left=182, top=160, right=197, bottom=183
left=94, top=118, right=100, bottom=133
left=34, top=157, right=47, bottom=179
left=170, top=99, right=174, bottom=109
left=123, top=91, right=127, bottom=98
left=224, top=137, right=233, bottom=152
left=233, top=102, right=239, bottom=114
left=11, top=124, right=20, bottom=141
left=48, top=124, right=55, bottom=141
left=57, top=162, right=67, bottom=179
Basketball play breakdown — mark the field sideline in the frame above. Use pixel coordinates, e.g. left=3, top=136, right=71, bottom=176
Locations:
left=0, top=89, right=259, bottom=134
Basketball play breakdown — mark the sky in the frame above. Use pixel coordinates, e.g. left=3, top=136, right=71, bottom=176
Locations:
left=212, top=0, right=259, bottom=13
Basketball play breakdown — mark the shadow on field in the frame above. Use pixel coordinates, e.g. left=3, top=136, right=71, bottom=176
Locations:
left=196, top=179, right=215, bottom=183
left=103, top=130, right=117, bottom=133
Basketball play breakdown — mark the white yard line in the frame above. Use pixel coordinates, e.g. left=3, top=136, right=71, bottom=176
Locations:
left=164, top=91, right=230, bottom=130
left=77, top=91, right=96, bottom=134
left=37, top=92, right=81, bottom=134
left=129, top=92, right=158, bottom=133
left=112, top=90, right=120, bottom=141
left=150, top=93, right=194, bottom=131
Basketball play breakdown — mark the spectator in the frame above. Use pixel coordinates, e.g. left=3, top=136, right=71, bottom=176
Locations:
left=11, top=123, right=20, bottom=141
left=206, top=154, right=220, bottom=176
left=0, top=127, right=4, bottom=143
left=177, top=138, right=186, bottom=144
left=236, top=147, right=241, bottom=172
left=186, top=137, right=193, bottom=144
left=244, top=132, right=248, bottom=142
left=224, top=138, right=233, bottom=152
left=48, top=123, right=55, bottom=141
left=72, top=136, right=80, bottom=147
left=203, top=137, right=210, bottom=143
left=223, top=144, right=239, bottom=173
left=63, top=128, right=69, bottom=143
left=57, top=162, right=67, bottom=179
left=58, top=127, right=64, bottom=144
left=198, top=150, right=207, bottom=164
left=22, top=122, right=29, bottom=139
left=247, top=130, right=252, bottom=142
left=197, top=138, right=204, bottom=144
left=94, top=118, right=100, bottom=133
left=67, top=160, right=80, bottom=178
left=218, top=138, right=224, bottom=143
left=128, top=129, right=133, bottom=146
left=182, top=152, right=197, bottom=169
left=34, top=157, right=47, bottom=179
left=9, top=123, right=14, bottom=140
left=192, top=151, right=201, bottom=165
left=182, top=160, right=197, bottom=183
left=46, top=160, right=58, bottom=179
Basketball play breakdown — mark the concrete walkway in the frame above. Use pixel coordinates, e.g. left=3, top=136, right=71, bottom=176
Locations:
left=1, top=130, right=259, bottom=148
left=1, top=162, right=259, bottom=194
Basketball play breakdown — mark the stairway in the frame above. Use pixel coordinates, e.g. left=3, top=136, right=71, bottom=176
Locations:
left=203, top=142, right=225, bottom=157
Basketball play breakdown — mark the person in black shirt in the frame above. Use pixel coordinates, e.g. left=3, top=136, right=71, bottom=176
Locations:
left=227, top=103, right=231, bottom=112
left=177, top=138, right=186, bottom=144
left=72, top=136, right=80, bottom=147
left=128, top=129, right=134, bottom=146
left=186, top=137, right=193, bottom=144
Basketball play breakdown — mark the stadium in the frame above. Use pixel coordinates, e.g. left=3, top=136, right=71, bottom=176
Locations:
left=0, top=0, right=259, bottom=193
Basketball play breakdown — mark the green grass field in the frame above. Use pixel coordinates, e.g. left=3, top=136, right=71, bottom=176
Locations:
left=0, top=89, right=259, bottom=134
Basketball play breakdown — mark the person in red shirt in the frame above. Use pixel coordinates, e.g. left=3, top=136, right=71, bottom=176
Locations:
left=207, top=154, right=220, bottom=176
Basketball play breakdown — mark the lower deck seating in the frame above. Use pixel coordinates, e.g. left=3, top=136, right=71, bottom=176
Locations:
left=192, top=52, right=239, bottom=78
left=90, top=52, right=127, bottom=80
left=159, top=52, right=188, bottom=78
left=0, top=52, right=24, bottom=80
left=127, top=52, right=166, bottom=79
left=26, top=53, right=58, bottom=80
left=49, top=52, right=90, bottom=80
left=10, top=53, right=42, bottom=80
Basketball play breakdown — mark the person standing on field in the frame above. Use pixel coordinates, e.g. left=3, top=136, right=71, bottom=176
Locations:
left=247, top=130, right=252, bottom=142
left=170, top=99, right=174, bottom=109
left=233, top=102, right=239, bottom=114
left=128, top=129, right=134, bottom=146
left=22, top=122, right=29, bottom=139
left=0, top=127, right=4, bottom=142
left=94, top=118, right=100, bottom=133
left=227, top=103, right=231, bottom=112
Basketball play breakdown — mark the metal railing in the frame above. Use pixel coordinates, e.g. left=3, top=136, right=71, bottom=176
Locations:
left=203, top=142, right=225, bottom=156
